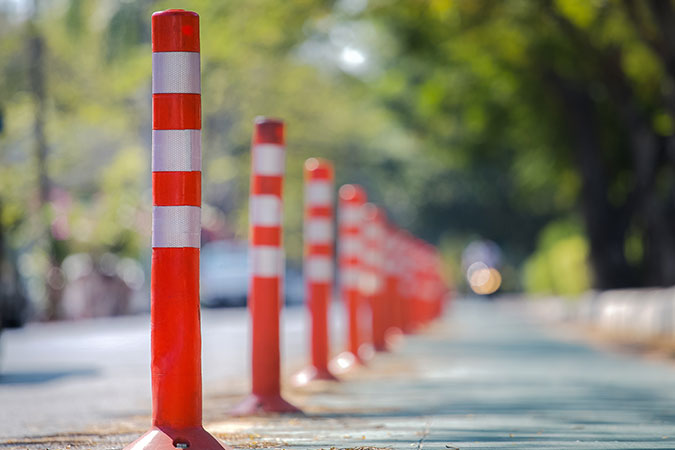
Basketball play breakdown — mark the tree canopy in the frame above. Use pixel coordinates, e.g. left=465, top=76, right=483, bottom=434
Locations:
left=2, top=0, right=675, bottom=316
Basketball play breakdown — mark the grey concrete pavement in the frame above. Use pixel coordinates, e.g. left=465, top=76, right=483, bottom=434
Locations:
left=5, top=299, right=675, bottom=449
left=0, top=305, right=329, bottom=439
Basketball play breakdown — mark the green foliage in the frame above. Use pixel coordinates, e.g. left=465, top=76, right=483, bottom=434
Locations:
left=523, top=219, right=591, bottom=296
left=3, top=0, right=675, bottom=313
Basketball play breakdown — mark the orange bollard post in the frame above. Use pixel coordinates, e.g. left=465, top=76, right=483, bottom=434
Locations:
left=362, top=204, right=388, bottom=352
left=293, top=158, right=339, bottom=385
left=330, top=184, right=368, bottom=373
left=125, top=10, right=230, bottom=450
left=383, top=225, right=404, bottom=345
left=411, top=241, right=430, bottom=330
left=417, top=243, right=439, bottom=327
left=232, top=117, right=301, bottom=415
left=398, top=232, right=416, bottom=334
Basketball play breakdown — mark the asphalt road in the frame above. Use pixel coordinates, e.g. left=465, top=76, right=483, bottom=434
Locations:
left=6, top=298, right=675, bottom=449
left=0, top=304, right=330, bottom=439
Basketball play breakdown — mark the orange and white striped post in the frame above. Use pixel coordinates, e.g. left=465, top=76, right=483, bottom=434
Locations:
left=383, top=224, right=404, bottom=344
left=362, top=204, right=388, bottom=352
left=410, top=240, right=428, bottom=331
left=232, top=117, right=301, bottom=415
left=398, top=232, right=416, bottom=334
left=293, top=158, right=339, bottom=385
left=125, top=10, right=229, bottom=450
left=413, top=241, right=439, bottom=329
left=330, top=184, right=368, bottom=372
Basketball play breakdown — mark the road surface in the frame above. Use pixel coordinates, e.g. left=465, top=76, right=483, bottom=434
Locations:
left=5, top=299, right=675, bottom=450
left=0, top=305, right=330, bottom=439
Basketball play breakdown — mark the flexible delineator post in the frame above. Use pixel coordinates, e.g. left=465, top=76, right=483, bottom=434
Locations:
left=398, top=232, right=416, bottom=334
left=413, top=241, right=439, bottom=329
left=330, top=184, right=368, bottom=372
left=125, top=10, right=229, bottom=450
left=293, top=158, right=339, bottom=385
left=383, top=224, right=404, bottom=343
left=232, top=117, right=301, bottom=415
left=362, top=203, right=388, bottom=352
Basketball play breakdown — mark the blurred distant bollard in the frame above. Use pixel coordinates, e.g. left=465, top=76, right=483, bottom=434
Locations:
left=431, top=249, right=446, bottom=320
left=232, top=117, right=301, bottom=415
left=362, top=203, right=388, bottom=352
left=413, top=242, right=433, bottom=329
left=331, top=184, right=368, bottom=372
left=383, top=225, right=404, bottom=343
left=398, top=232, right=416, bottom=334
left=418, top=243, right=444, bottom=326
left=293, top=158, right=339, bottom=385
left=125, top=10, right=230, bottom=450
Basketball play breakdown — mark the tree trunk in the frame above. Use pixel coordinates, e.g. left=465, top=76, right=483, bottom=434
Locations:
left=28, top=21, right=61, bottom=320
left=549, top=75, right=636, bottom=289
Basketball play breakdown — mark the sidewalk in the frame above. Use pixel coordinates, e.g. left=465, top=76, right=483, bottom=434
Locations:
left=5, top=300, right=675, bottom=449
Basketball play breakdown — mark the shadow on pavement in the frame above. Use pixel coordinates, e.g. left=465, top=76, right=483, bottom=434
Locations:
left=0, top=368, right=98, bottom=385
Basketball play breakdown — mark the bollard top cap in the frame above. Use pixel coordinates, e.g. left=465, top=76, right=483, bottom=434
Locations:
left=304, top=158, right=334, bottom=180
left=253, top=117, right=284, bottom=145
left=152, top=9, right=200, bottom=53
left=338, top=184, right=366, bottom=204
left=363, top=203, right=386, bottom=222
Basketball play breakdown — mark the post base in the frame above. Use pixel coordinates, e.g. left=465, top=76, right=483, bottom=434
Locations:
left=291, top=365, right=340, bottom=387
left=328, top=351, right=362, bottom=375
left=123, top=426, right=231, bottom=450
left=230, top=393, right=302, bottom=416
left=373, top=342, right=389, bottom=352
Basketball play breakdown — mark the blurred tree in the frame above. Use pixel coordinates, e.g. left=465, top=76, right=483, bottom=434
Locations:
left=363, top=0, right=675, bottom=290
left=0, top=0, right=424, bottom=316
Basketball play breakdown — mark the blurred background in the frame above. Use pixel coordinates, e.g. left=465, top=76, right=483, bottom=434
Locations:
left=1, top=0, right=675, bottom=327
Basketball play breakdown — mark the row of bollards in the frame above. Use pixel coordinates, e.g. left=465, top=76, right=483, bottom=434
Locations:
left=124, top=9, right=449, bottom=450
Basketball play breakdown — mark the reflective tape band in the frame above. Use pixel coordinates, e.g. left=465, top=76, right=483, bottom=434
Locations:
left=152, top=205, right=201, bottom=248
left=341, top=267, right=360, bottom=288
left=339, top=204, right=362, bottom=226
left=250, top=194, right=282, bottom=226
left=364, top=222, right=381, bottom=240
left=305, top=181, right=332, bottom=206
left=385, top=256, right=399, bottom=274
left=253, top=144, right=285, bottom=176
left=250, top=245, right=282, bottom=277
left=305, top=218, right=333, bottom=243
left=152, top=52, right=201, bottom=94
left=363, top=250, right=382, bottom=268
left=340, top=236, right=361, bottom=256
left=152, top=130, right=201, bottom=172
left=306, top=256, right=333, bottom=282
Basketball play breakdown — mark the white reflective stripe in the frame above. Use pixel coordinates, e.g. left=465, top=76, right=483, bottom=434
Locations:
left=152, top=206, right=201, bottom=248
left=364, top=222, right=381, bottom=240
left=250, top=246, right=282, bottom=277
left=385, top=255, right=399, bottom=274
left=305, top=181, right=332, bottom=206
left=339, top=204, right=362, bottom=226
left=250, top=195, right=282, bottom=226
left=306, top=256, right=333, bottom=282
left=341, top=267, right=360, bottom=288
left=340, top=236, right=361, bottom=256
left=152, top=52, right=200, bottom=94
left=305, top=218, right=333, bottom=243
left=363, top=250, right=382, bottom=268
left=253, top=144, right=285, bottom=175
left=152, top=130, right=201, bottom=172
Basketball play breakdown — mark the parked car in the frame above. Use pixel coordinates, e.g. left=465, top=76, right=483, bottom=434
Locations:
left=200, top=240, right=305, bottom=307
left=201, top=240, right=249, bottom=307
left=284, top=266, right=305, bottom=307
